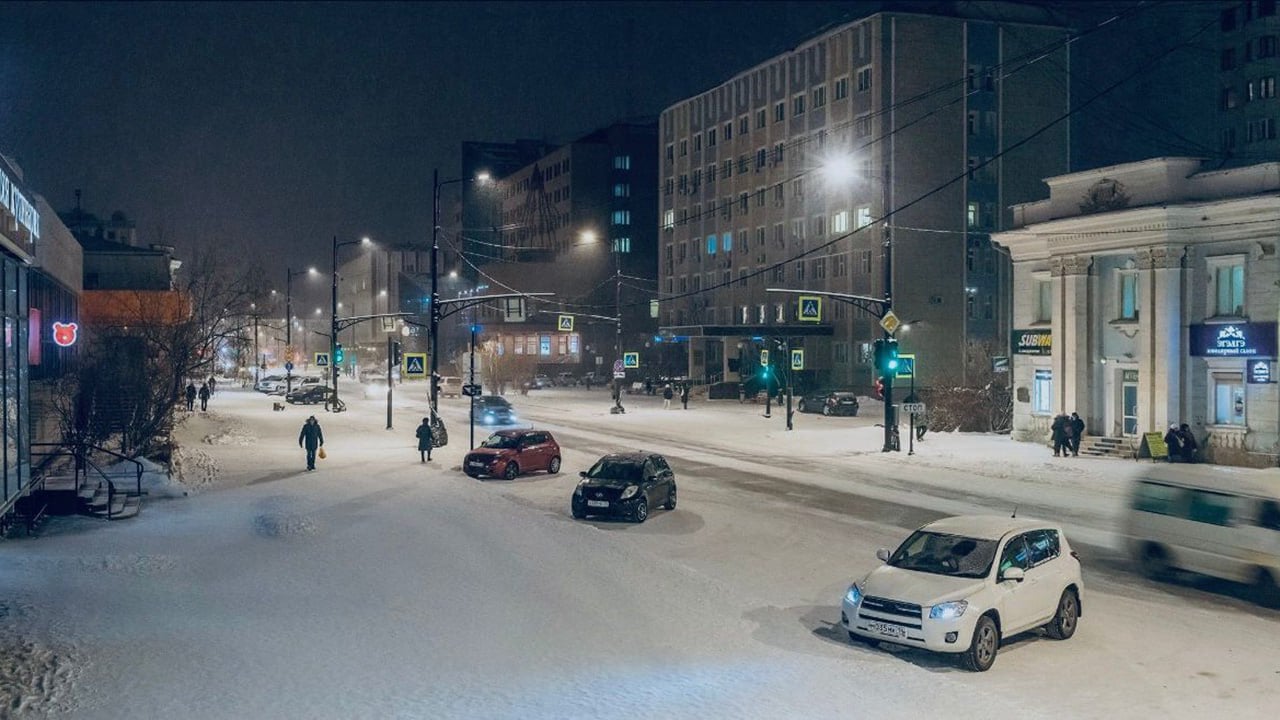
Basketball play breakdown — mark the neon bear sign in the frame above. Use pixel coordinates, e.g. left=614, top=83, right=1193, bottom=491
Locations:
left=52, top=321, right=78, bottom=347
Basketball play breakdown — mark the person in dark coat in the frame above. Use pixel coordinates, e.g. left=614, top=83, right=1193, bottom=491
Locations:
left=185, top=382, right=197, bottom=411
left=1069, top=412, right=1085, bottom=456
left=663, top=383, right=674, bottom=410
left=1163, top=424, right=1183, bottom=463
left=1050, top=414, right=1068, bottom=457
left=680, top=383, right=690, bottom=409
left=208, top=376, right=218, bottom=396
left=416, top=417, right=434, bottom=463
left=198, top=383, right=211, bottom=411
left=299, top=416, right=324, bottom=470
left=1178, top=423, right=1198, bottom=463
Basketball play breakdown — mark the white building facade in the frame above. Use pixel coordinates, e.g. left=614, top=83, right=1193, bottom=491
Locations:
left=994, top=158, right=1280, bottom=467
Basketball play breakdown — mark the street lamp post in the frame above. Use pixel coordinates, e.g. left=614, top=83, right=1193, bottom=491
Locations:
left=331, top=235, right=372, bottom=410
left=430, top=169, right=489, bottom=424
left=284, top=266, right=315, bottom=395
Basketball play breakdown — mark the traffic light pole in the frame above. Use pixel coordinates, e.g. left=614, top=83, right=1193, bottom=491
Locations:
left=386, top=335, right=395, bottom=430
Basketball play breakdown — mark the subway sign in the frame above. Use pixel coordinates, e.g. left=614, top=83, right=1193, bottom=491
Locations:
left=1189, top=322, right=1277, bottom=358
left=1011, top=328, right=1051, bottom=356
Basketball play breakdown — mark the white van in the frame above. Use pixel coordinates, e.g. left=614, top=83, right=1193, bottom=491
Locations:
left=1124, top=465, right=1280, bottom=607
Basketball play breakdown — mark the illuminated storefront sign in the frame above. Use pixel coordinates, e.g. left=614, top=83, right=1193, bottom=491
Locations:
left=1189, top=322, right=1277, bottom=358
left=52, top=321, right=78, bottom=347
left=1011, top=328, right=1052, bottom=356
left=0, top=167, right=40, bottom=240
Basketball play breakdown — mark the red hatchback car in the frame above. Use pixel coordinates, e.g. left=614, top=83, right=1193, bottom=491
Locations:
left=464, top=430, right=562, bottom=480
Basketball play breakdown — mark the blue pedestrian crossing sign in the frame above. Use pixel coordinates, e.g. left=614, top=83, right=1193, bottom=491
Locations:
left=798, top=296, right=822, bottom=322
left=896, top=353, right=916, bottom=380
left=557, top=314, right=574, bottom=332
left=314, top=352, right=330, bottom=367
left=623, top=352, right=640, bottom=369
left=791, top=349, right=805, bottom=370
left=403, top=352, right=427, bottom=378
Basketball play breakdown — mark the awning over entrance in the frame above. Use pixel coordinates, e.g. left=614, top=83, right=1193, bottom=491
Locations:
left=659, top=324, right=835, bottom=339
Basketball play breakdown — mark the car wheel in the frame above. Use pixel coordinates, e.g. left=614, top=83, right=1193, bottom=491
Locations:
left=632, top=497, right=649, bottom=523
left=797, top=400, right=807, bottom=412
left=504, top=462, right=520, bottom=480
left=664, top=485, right=677, bottom=510
left=1254, top=568, right=1280, bottom=609
left=1139, top=543, right=1171, bottom=581
left=1044, top=589, right=1079, bottom=640
left=822, top=405, right=831, bottom=416
left=961, top=615, right=999, bottom=672
left=548, top=456, right=561, bottom=474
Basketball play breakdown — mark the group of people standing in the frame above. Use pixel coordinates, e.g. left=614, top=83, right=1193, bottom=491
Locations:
left=662, top=383, right=689, bottom=410
left=1050, top=412, right=1086, bottom=457
left=184, top=377, right=216, bottom=412
left=1163, top=423, right=1200, bottom=463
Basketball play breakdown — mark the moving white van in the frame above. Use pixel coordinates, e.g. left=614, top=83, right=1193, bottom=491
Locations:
left=1124, top=465, right=1280, bottom=607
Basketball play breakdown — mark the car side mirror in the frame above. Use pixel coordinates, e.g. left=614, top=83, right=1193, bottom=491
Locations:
left=579, top=471, right=588, bottom=478
left=1001, top=567, right=1025, bottom=582
left=875, top=548, right=891, bottom=562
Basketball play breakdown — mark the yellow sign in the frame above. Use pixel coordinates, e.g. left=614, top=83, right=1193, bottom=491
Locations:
left=402, top=352, right=427, bottom=377
left=1139, top=431, right=1168, bottom=460
left=879, top=310, right=901, bottom=335
left=790, top=349, right=804, bottom=370
left=798, top=296, right=822, bottom=322
left=760, top=349, right=769, bottom=366
left=557, top=314, right=574, bottom=331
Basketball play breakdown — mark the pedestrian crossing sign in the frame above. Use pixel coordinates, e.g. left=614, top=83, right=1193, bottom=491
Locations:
left=623, top=352, right=640, bottom=369
left=403, top=352, right=427, bottom=377
left=896, top=353, right=915, bottom=380
left=314, top=352, right=330, bottom=367
left=798, top=296, right=822, bottom=322
left=558, top=314, right=574, bottom=332
left=791, top=349, right=805, bottom=370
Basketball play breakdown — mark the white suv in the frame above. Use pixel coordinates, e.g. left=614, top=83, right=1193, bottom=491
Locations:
left=842, top=515, right=1083, bottom=671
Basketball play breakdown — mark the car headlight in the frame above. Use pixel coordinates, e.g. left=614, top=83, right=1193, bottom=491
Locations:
left=929, top=600, right=969, bottom=620
left=620, top=485, right=639, bottom=500
left=844, top=583, right=863, bottom=606
left=574, top=481, right=586, bottom=496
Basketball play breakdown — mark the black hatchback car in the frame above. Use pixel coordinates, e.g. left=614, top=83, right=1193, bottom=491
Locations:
left=471, top=396, right=517, bottom=425
left=797, top=390, right=860, bottom=416
left=571, top=452, right=676, bottom=523
left=286, top=385, right=333, bottom=405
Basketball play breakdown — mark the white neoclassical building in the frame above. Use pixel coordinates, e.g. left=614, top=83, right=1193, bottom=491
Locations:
left=994, top=158, right=1280, bottom=467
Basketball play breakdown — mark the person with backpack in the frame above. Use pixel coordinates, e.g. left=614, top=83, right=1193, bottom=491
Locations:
left=416, top=417, right=434, bottom=463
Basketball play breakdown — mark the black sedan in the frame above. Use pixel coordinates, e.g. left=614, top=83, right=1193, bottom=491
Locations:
left=285, top=385, right=333, bottom=405
left=571, top=452, right=676, bottom=523
left=797, top=390, right=860, bottom=416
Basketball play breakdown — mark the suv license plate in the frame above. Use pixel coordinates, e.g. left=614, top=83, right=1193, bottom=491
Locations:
left=586, top=500, right=609, bottom=508
left=468, top=461, right=485, bottom=468
left=867, top=621, right=906, bottom=639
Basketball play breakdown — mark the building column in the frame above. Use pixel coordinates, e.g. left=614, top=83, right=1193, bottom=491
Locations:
left=1137, top=246, right=1184, bottom=432
left=1052, top=255, right=1094, bottom=420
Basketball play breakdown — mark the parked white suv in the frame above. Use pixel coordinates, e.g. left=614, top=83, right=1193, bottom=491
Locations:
left=842, top=515, right=1083, bottom=671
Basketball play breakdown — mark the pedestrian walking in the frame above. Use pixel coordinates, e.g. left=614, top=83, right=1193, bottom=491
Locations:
left=208, top=376, right=218, bottom=397
left=416, top=416, right=434, bottom=463
left=663, top=383, right=673, bottom=410
left=298, top=415, right=324, bottom=471
left=198, top=382, right=211, bottom=411
left=1163, top=423, right=1183, bottom=462
left=185, top=382, right=197, bottom=411
left=1069, top=412, right=1085, bottom=457
left=1178, top=423, right=1199, bottom=463
left=1050, top=414, right=1069, bottom=457
left=680, top=383, right=690, bottom=410
left=584, top=376, right=592, bottom=391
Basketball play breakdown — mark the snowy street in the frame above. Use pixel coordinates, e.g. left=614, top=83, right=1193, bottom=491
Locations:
left=3, top=383, right=1278, bottom=718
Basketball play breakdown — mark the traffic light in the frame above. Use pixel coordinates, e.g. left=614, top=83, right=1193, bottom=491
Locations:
left=334, top=344, right=345, bottom=364
left=391, top=341, right=402, bottom=365
left=873, top=338, right=900, bottom=376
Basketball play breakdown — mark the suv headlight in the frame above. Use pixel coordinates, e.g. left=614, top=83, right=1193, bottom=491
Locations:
left=620, top=485, right=640, bottom=500
left=929, top=600, right=969, bottom=620
left=844, top=583, right=863, bottom=606
left=574, top=480, right=587, bottom=496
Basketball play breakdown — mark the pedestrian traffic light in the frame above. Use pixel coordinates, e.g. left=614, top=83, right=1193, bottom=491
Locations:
left=873, top=338, right=900, bottom=375
left=334, top=344, right=345, bottom=364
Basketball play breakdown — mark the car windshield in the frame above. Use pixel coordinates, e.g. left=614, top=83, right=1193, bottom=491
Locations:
left=888, top=530, right=998, bottom=578
left=480, top=398, right=511, bottom=409
left=586, top=458, right=644, bottom=483
left=481, top=434, right=520, bottom=449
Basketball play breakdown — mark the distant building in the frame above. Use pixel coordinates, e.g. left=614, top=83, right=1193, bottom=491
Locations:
left=658, top=2, right=1070, bottom=390
left=994, top=157, right=1280, bottom=467
left=1218, top=1, right=1280, bottom=164
left=459, top=139, right=558, bottom=274
left=477, top=122, right=659, bottom=376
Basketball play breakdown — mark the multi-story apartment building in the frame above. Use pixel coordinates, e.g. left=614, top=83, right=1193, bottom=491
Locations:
left=995, top=157, right=1280, bottom=467
left=476, top=122, right=659, bottom=377
left=658, top=3, right=1070, bottom=389
left=458, top=139, right=558, bottom=276
left=1219, top=0, right=1280, bottom=162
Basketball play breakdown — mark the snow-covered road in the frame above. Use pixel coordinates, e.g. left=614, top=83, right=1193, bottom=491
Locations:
left=2, top=384, right=1277, bottom=718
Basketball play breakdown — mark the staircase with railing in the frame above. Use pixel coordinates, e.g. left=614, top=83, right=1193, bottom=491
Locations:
left=30, top=442, right=145, bottom=521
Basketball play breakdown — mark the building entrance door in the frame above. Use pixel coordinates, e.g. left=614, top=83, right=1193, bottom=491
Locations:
left=1121, top=370, right=1139, bottom=436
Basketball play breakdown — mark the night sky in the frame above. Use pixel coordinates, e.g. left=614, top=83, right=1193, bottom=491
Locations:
left=1, top=1, right=871, bottom=306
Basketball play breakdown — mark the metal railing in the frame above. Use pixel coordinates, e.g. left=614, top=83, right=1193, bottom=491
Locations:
left=31, top=442, right=145, bottom=520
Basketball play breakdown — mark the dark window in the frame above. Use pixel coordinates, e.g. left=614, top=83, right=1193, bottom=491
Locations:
left=1258, top=499, right=1280, bottom=531
left=1188, top=490, right=1235, bottom=526
left=1026, top=530, right=1061, bottom=566
left=1133, top=481, right=1186, bottom=516
left=998, top=535, right=1030, bottom=575
left=1222, top=48, right=1236, bottom=70
left=1222, top=7, right=1237, bottom=31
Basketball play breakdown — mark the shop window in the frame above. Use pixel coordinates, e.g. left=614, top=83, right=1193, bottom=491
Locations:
left=1213, top=375, right=1245, bottom=425
left=1033, top=368, right=1053, bottom=415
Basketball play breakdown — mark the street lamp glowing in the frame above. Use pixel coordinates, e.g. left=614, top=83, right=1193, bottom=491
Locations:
left=579, top=230, right=598, bottom=244
left=361, top=236, right=372, bottom=245
left=315, top=308, right=322, bottom=315
left=449, top=270, right=458, bottom=279
left=307, top=267, right=318, bottom=275
left=476, top=171, right=491, bottom=184
left=379, top=289, right=387, bottom=297
left=820, top=153, right=858, bottom=186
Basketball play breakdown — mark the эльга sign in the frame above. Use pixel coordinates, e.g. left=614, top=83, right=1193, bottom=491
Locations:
left=1188, top=322, right=1278, bottom=358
